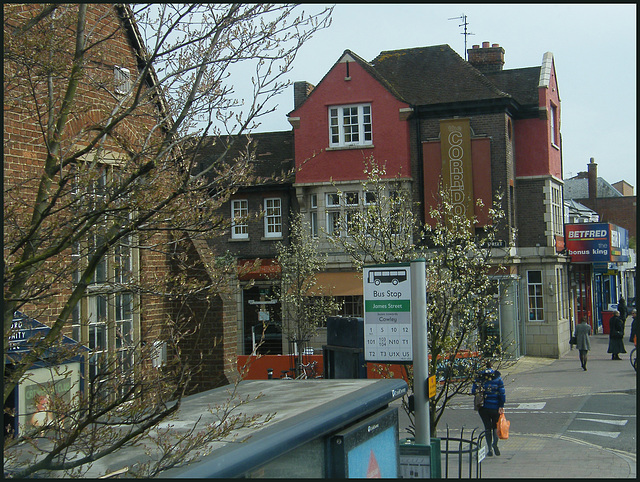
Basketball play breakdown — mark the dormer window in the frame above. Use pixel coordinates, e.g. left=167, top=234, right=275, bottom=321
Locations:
left=329, top=104, right=372, bottom=147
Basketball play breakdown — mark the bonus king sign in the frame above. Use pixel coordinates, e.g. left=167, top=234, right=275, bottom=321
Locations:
left=363, top=263, right=413, bottom=362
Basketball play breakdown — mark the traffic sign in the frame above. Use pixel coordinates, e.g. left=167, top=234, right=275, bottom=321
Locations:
left=428, top=375, right=436, bottom=398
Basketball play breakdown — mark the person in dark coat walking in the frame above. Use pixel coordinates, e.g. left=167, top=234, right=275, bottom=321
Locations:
left=471, top=361, right=506, bottom=457
left=574, top=317, right=592, bottom=370
left=618, top=297, right=628, bottom=325
left=607, top=310, right=626, bottom=360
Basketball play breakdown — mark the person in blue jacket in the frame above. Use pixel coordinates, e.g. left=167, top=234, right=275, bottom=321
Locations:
left=472, top=361, right=506, bottom=456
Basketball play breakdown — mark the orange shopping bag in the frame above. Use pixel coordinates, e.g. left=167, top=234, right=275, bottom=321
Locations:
left=497, top=412, right=510, bottom=440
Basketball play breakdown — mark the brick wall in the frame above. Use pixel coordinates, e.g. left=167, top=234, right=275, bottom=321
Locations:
left=515, top=178, right=548, bottom=247
left=164, top=235, right=238, bottom=393
left=576, top=197, right=636, bottom=239
left=416, top=112, right=517, bottom=242
left=5, top=5, right=234, bottom=393
left=209, top=188, right=294, bottom=260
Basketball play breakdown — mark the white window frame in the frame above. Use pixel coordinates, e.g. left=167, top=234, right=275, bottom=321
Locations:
left=364, top=191, right=377, bottom=205
left=326, top=192, right=340, bottom=207
left=550, top=103, right=558, bottom=147
left=310, top=211, right=318, bottom=238
left=71, top=160, right=138, bottom=395
left=326, top=210, right=342, bottom=237
left=264, top=198, right=282, bottom=238
left=527, top=270, right=544, bottom=322
left=231, top=199, right=249, bottom=239
left=345, top=191, right=359, bottom=206
left=310, top=194, right=318, bottom=238
left=551, top=183, right=563, bottom=237
left=329, top=104, right=372, bottom=147
left=114, top=65, right=131, bottom=96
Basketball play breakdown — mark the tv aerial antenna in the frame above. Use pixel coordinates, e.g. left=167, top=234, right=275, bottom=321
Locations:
left=448, top=14, right=475, bottom=60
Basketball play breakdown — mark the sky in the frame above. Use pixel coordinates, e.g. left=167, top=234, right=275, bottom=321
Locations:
left=252, top=3, right=637, bottom=189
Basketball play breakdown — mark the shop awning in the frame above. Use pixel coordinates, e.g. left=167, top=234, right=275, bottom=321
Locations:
left=307, top=272, right=363, bottom=297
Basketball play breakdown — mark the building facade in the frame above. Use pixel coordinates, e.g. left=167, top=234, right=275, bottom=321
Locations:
left=4, top=4, right=235, bottom=402
left=192, top=132, right=297, bottom=356
left=564, top=158, right=636, bottom=329
left=287, top=42, right=572, bottom=357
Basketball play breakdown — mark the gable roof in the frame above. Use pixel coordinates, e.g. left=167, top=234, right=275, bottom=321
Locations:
left=291, top=43, right=548, bottom=120
left=565, top=199, right=600, bottom=223
left=115, top=5, right=171, bottom=129
left=370, top=44, right=511, bottom=105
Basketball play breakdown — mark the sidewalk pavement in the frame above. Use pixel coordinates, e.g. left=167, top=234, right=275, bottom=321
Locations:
left=477, top=334, right=637, bottom=479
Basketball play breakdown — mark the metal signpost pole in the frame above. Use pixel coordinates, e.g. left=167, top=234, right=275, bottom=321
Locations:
left=411, top=258, right=430, bottom=445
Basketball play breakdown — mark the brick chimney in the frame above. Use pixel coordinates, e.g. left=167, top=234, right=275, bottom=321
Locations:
left=294, top=81, right=315, bottom=110
left=587, top=157, right=597, bottom=199
left=467, top=42, right=505, bottom=73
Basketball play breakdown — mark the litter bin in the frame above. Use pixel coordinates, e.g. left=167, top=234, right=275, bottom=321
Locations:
left=601, top=311, right=614, bottom=334
left=323, top=317, right=367, bottom=379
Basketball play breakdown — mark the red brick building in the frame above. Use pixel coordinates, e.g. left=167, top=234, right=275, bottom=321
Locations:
left=288, top=42, right=571, bottom=357
left=4, top=5, right=236, bottom=396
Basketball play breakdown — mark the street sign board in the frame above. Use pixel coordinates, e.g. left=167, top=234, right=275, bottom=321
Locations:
left=428, top=375, right=436, bottom=399
left=363, top=264, right=412, bottom=362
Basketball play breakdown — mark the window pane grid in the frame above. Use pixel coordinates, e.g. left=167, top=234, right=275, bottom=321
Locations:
left=343, top=107, right=360, bottom=143
left=232, top=199, right=248, bottom=238
left=363, top=106, right=372, bottom=141
left=264, top=198, right=282, bottom=237
left=328, top=104, right=372, bottom=147
left=527, top=271, right=544, bottom=321
left=327, top=211, right=341, bottom=236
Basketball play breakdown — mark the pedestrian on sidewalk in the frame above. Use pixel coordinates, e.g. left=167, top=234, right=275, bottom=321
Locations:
left=574, top=317, right=591, bottom=370
left=629, top=309, right=637, bottom=344
left=471, top=361, right=505, bottom=457
left=607, top=310, right=626, bottom=360
left=617, top=297, right=628, bottom=325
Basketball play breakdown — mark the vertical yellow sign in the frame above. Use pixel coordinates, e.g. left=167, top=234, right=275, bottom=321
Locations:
left=440, top=118, right=474, bottom=225
left=428, top=375, right=436, bottom=398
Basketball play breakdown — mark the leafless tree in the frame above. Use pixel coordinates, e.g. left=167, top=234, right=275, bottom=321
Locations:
left=3, top=3, right=332, bottom=476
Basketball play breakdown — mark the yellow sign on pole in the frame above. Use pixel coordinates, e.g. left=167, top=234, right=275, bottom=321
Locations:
left=428, top=375, right=436, bottom=399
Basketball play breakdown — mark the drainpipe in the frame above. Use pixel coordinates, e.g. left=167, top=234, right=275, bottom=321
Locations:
left=414, top=108, right=425, bottom=225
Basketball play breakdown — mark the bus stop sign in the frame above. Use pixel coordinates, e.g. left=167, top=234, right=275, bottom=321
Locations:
left=363, top=264, right=413, bottom=362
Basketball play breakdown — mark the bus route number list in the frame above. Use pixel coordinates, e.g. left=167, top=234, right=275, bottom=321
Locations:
left=363, top=267, right=413, bottom=362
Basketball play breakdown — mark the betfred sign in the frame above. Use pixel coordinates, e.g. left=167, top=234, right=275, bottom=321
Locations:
left=564, top=223, right=630, bottom=263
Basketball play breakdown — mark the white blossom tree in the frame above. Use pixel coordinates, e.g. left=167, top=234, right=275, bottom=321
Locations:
left=329, top=157, right=512, bottom=437
left=276, top=212, right=340, bottom=375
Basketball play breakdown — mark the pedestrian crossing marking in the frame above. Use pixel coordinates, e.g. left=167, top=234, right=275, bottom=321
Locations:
left=576, top=417, right=628, bottom=426
left=566, top=430, right=620, bottom=439
left=515, top=402, right=546, bottom=410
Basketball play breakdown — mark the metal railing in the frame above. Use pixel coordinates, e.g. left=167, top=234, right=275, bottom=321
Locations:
left=440, top=425, right=485, bottom=478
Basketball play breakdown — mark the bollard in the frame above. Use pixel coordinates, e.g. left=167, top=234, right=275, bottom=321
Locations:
left=267, top=368, right=273, bottom=379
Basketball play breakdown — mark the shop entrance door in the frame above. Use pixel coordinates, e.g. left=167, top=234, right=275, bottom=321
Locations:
left=572, top=264, right=593, bottom=328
